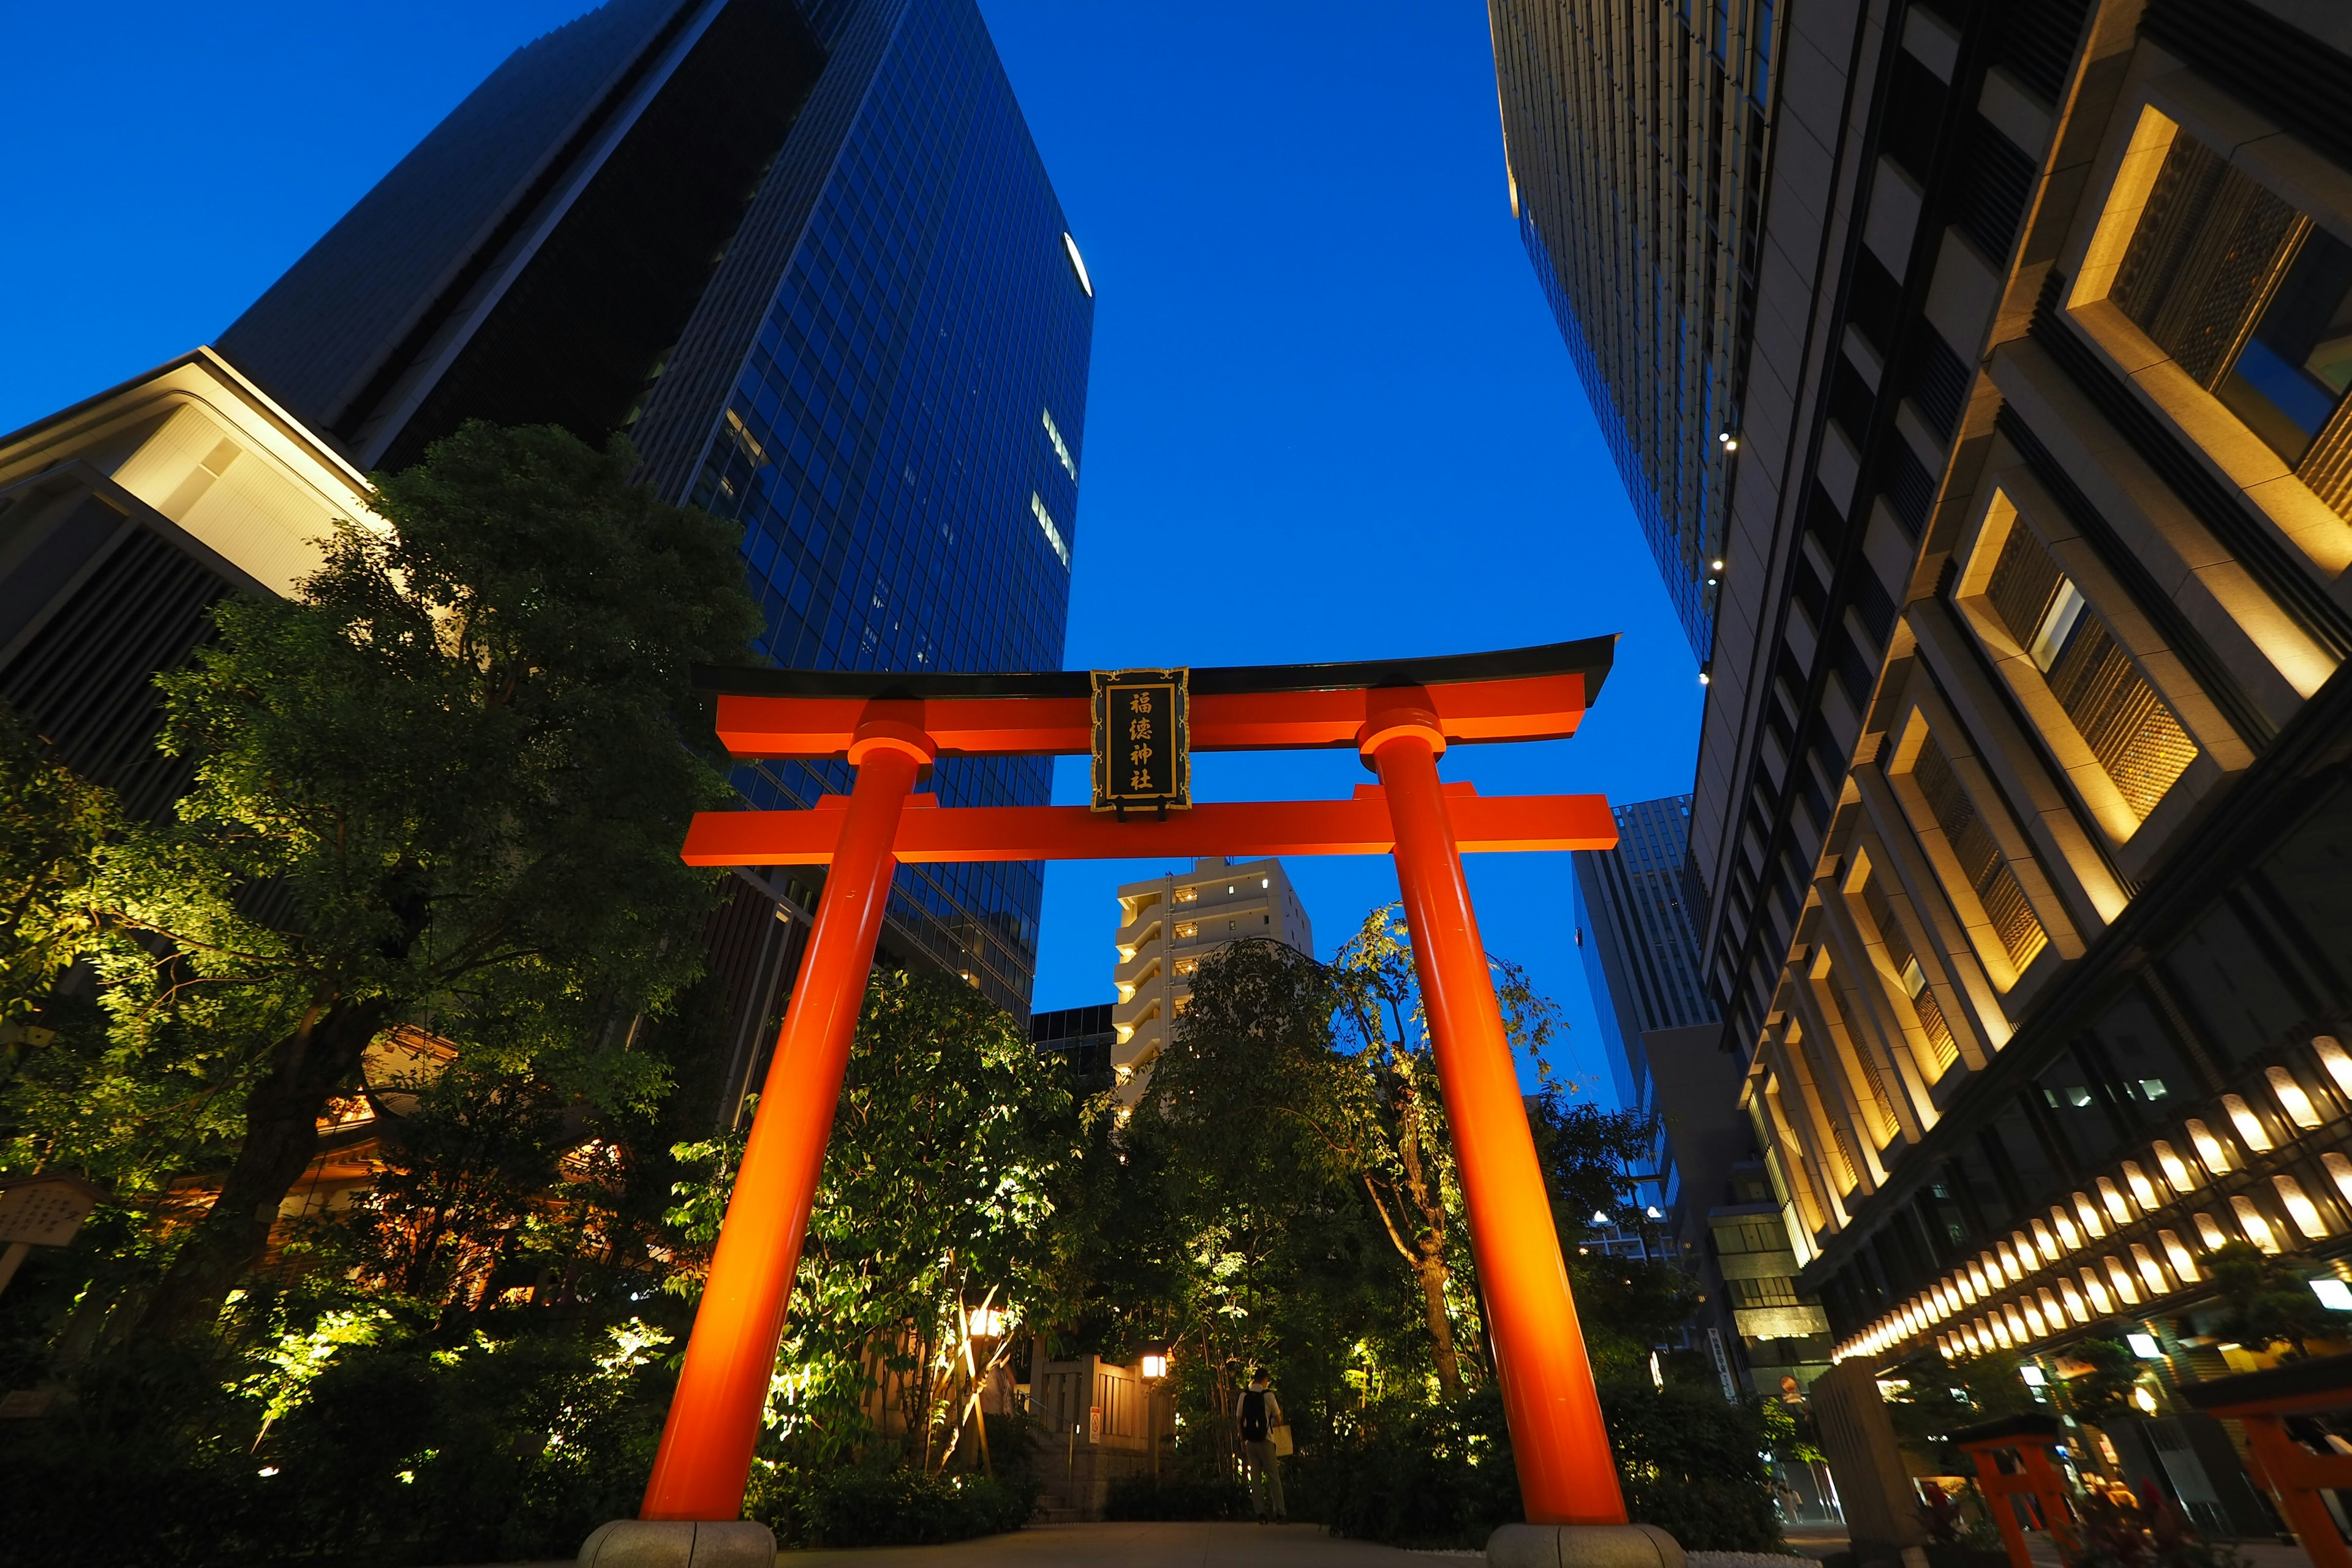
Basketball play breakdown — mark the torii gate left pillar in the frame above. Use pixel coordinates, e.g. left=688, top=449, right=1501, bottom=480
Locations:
left=585, top=643, right=1673, bottom=1568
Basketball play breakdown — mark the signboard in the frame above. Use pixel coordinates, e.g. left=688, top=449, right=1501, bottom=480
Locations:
left=0, top=1175, right=101, bottom=1248
left=1091, top=669, right=1189, bottom=815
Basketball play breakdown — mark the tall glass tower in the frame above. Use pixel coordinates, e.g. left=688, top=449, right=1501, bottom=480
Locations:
left=1488, top=0, right=1779, bottom=662
left=1572, top=795, right=1717, bottom=1121
left=219, top=0, right=1093, bottom=1028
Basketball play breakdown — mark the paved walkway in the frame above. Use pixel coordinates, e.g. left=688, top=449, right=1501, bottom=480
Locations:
left=2017, top=1531, right=2314, bottom=1568
left=783, top=1522, right=1473, bottom=1566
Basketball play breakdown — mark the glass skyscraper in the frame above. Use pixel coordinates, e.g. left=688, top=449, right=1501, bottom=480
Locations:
left=1572, top=794, right=1717, bottom=1120
left=1572, top=794, right=1724, bottom=1226
left=1488, top=0, right=1778, bottom=662
left=219, top=0, right=1093, bottom=1026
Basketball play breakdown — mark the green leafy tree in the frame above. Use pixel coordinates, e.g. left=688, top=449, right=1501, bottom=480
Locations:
left=94, top=421, right=760, bottom=1336
left=0, top=706, right=111, bottom=1033
left=1327, top=909, right=1481, bottom=1396
left=1106, top=937, right=1393, bottom=1442
left=2205, top=1239, right=2330, bottom=1357
left=1521, top=1083, right=1695, bottom=1376
left=1883, top=1348, right=2033, bottom=1470
left=2056, top=1337, right=2141, bottom=1427
left=319, top=1061, right=568, bottom=1320
left=1095, top=911, right=1672, bottom=1440
left=671, top=970, right=1079, bottom=1476
left=1526, top=1087, right=1657, bottom=1237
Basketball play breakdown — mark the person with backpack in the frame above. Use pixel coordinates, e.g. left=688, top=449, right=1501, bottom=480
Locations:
left=1234, top=1366, right=1287, bottom=1522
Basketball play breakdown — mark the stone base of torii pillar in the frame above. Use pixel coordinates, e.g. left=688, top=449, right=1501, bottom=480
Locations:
left=578, top=1518, right=775, bottom=1568
left=1488, top=1522, right=1687, bottom=1568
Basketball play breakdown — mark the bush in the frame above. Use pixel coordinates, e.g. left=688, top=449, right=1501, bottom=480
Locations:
left=1293, top=1387, right=1521, bottom=1548
left=1105, top=1472, right=1251, bottom=1520
left=0, top=1341, right=271, bottom=1568
left=0, top=1316, right=679, bottom=1568
left=752, top=1465, right=1036, bottom=1548
left=1300, top=1382, right=1788, bottom=1552
left=1604, top=1382, right=1788, bottom=1552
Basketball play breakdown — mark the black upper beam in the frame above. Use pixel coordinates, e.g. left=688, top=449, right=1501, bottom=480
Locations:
left=691, top=635, right=1619, bottom=704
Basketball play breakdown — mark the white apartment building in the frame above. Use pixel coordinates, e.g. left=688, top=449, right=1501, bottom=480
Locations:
left=1110, top=857, right=1313, bottom=1101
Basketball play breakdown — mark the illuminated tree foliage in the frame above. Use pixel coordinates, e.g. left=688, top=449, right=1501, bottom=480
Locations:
left=4, top=421, right=760, bottom=1338
left=1046, top=910, right=1683, bottom=1476
left=669, top=969, right=1080, bottom=1482
left=0, top=708, right=110, bottom=1033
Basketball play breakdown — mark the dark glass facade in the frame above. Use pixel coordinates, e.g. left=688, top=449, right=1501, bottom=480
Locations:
left=1489, top=0, right=1779, bottom=662
left=1031, top=1002, right=1115, bottom=1079
left=673, top=0, right=1092, bottom=1014
left=1574, top=794, right=1718, bottom=1104
left=219, top=0, right=1093, bottom=1020
left=1572, top=793, right=1725, bottom=1213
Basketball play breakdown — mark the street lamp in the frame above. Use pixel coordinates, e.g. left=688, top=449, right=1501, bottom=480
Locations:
left=1139, top=1345, right=1172, bottom=1480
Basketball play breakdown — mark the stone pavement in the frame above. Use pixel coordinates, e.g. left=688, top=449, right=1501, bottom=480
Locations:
left=782, top=1521, right=1473, bottom=1566
left=2017, top=1532, right=2315, bottom=1568
left=470, top=1521, right=2336, bottom=1568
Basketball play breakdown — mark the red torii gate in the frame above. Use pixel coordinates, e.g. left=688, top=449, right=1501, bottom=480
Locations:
left=634, top=639, right=1635, bottom=1532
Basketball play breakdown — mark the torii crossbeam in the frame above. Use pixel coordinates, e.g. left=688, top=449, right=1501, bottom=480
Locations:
left=638, top=639, right=1634, bottom=1530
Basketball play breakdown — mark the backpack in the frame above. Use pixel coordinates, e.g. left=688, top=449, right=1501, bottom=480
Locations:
left=1239, top=1389, right=1268, bottom=1441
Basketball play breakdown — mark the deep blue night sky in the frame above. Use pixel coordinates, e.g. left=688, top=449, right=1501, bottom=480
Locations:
left=0, top=1, right=1703, bottom=1102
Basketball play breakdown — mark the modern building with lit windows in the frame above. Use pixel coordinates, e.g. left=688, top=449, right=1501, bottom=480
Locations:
left=1109, top=858, right=1314, bottom=1104
left=2, top=0, right=1093, bottom=1106
left=1500, top=0, right=2352, bottom=1523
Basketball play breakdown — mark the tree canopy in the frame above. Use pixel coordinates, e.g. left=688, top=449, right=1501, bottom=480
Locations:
left=1039, top=907, right=1689, bottom=1460
left=1, top=421, right=761, bottom=1337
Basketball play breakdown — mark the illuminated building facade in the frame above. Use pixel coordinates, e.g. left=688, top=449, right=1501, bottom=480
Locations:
left=1488, top=0, right=1779, bottom=659
left=1502, top=0, right=2352, bottom=1520
left=0, top=353, right=375, bottom=821
left=216, top=0, right=1095, bottom=1050
left=1110, top=858, right=1314, bottom=1103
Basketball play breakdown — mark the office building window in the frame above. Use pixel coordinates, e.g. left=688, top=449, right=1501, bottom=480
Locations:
left=1909, top=733, right=2049, bottom=979
left=2110, top=130, right=2352, bottom=511
left=1727, top=1275, right=1801, bottom=1308
left=1859, top=872, right=1958, bottom=1074
left=1812, top=956, right=1901, bottom=1149
left=1982, top=523, right=2197, bottom=820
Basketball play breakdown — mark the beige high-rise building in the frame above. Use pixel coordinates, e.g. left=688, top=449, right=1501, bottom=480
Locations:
left=1110, top=857, right=1313, bottom=1100
left=1497, top=0, right=2352, bottom=1529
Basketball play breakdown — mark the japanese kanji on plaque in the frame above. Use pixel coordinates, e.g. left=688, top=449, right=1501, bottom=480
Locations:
left=1090, top=668, right=1189, bottom=813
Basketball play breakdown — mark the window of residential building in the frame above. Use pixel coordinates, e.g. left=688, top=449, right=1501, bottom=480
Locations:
left=2108, top=128, right=2352, bottom=513
left=1904, top=730, right=2050, bottom=982
left=1713, top=1217, right=1788, bottom=1254
left=1981, top=521, right=2198, bottom=821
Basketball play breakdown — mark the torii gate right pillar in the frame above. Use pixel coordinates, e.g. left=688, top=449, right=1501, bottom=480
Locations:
left=1362, top=691, right=1628, bottom=1528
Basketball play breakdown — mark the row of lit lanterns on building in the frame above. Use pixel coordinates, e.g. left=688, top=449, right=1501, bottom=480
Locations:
left=1834, top=1036, right=2352, bottom=1365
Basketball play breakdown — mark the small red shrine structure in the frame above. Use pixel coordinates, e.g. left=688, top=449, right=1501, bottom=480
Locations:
left=1953, top=1413, right=2076, bottom=1568
left=2180, top=1351, right=2352, bottom=1568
